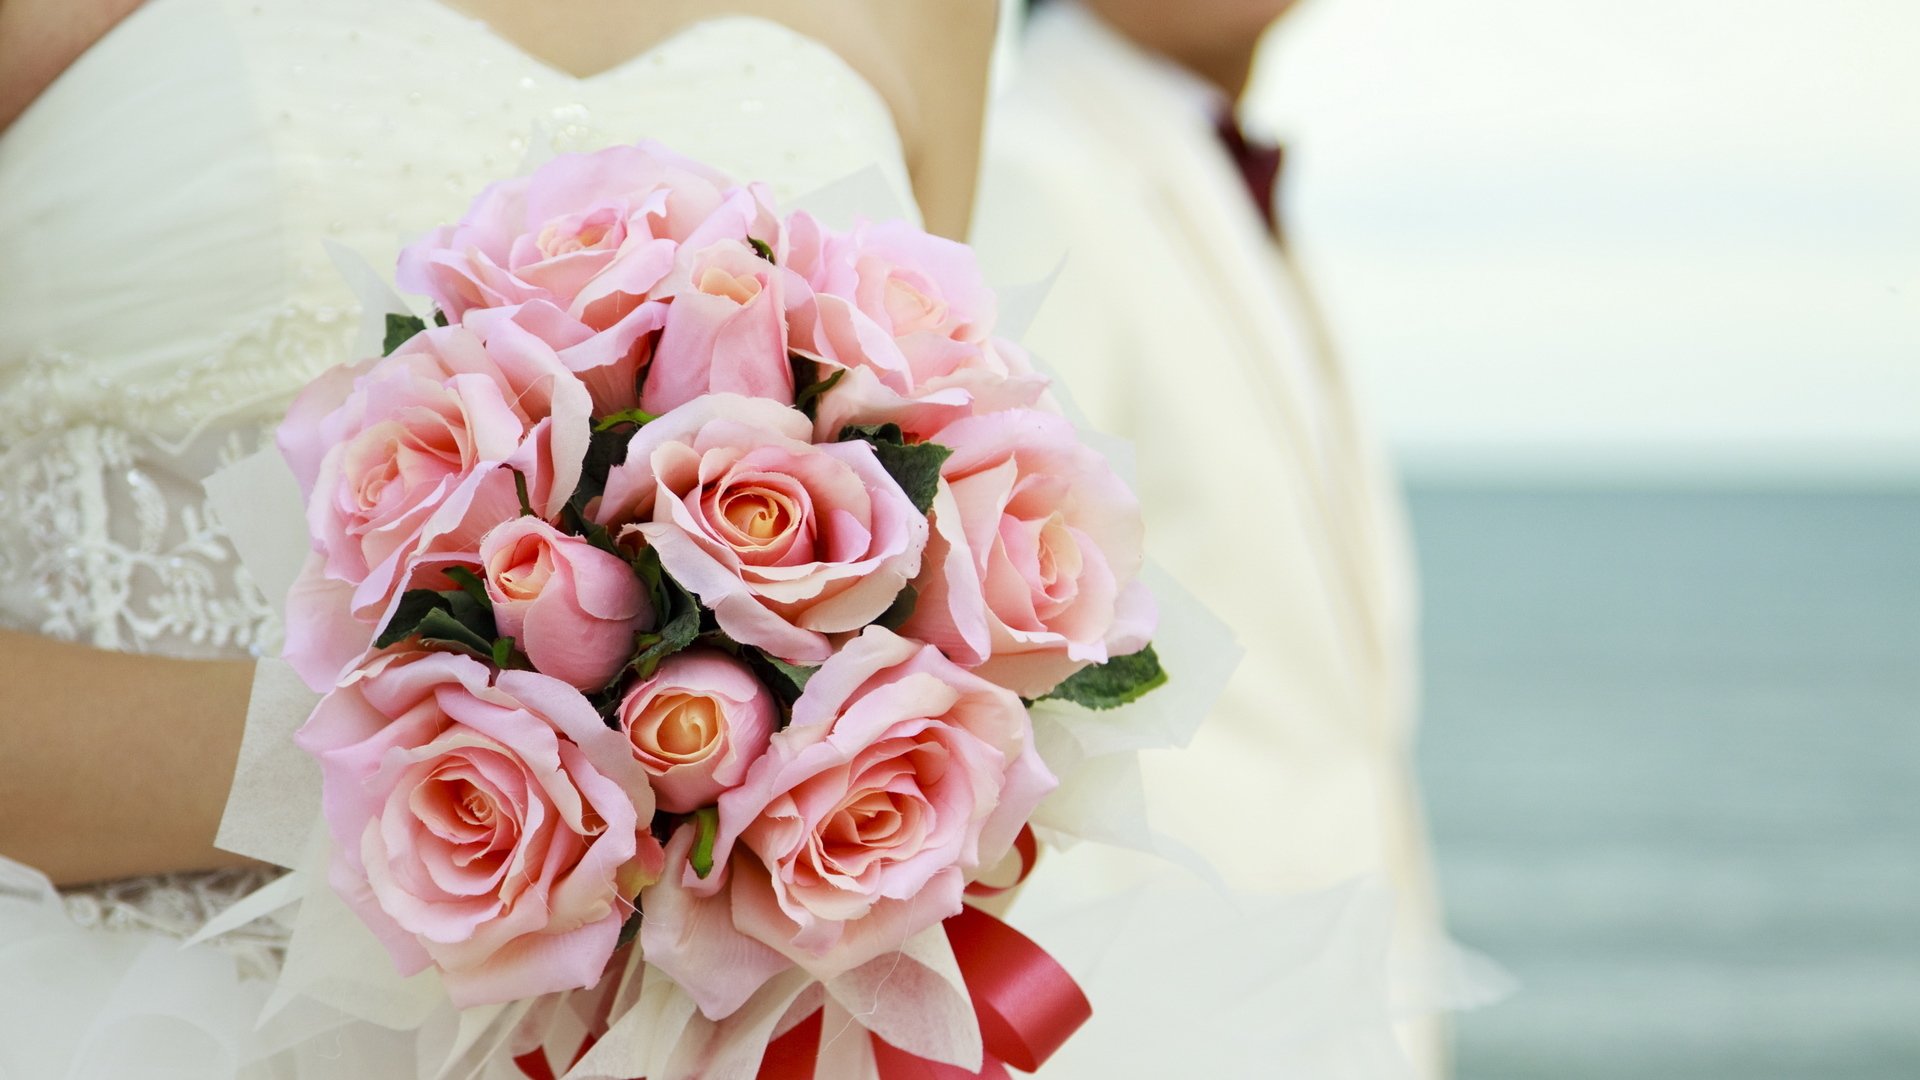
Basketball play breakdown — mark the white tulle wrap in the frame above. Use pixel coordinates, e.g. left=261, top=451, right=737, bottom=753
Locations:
left=145, top=169, right=1170, bottom=1078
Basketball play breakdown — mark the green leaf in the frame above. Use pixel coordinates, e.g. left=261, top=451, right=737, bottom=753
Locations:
left=760, top=653, right=818, bottom=696
left=836, top=424, right=953, bottom=515
left=630, top=544, right=666, bottom=597
left=614, top=911, right=642, bottom=950
left=374, top=590, right=448, bottom=650
left=875, top=584, right=918, bottom=632
left=791, top=365, right=844, bottom=418
left=838, top=423, right=905, bottom=445
left=491, top=636, right=516, bottom=669
left=373, top=586, right=499, bottom=659
left=442, top=584, right=492, bottom=628
left=564, top=509, right=624, bottom=562
left=570, top=423, right=636, bottom=511
left=432, top=309, right=450, bottom=328
left=689, top=808, right=719, bottom=878
left=593, top=407, right=660, bottom=433
left=510, top=468, right=536, bottom=518
left=1039, top=643, right=1168, bottom=711
left=441, top=565, right=492, bottom=610
left=629, top=577, right=702, bottom=681
left=414, top=606, right=498, bottom=660
left=748, top=236, right=775, bottom=263
left=383, top=313, right=427, bottom=355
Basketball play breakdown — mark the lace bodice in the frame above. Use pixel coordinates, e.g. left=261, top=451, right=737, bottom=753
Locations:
left=0, top=0, right=913, bottom=929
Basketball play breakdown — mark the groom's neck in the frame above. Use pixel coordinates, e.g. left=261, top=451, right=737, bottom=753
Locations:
left=1080, top=0, right=1300, bottom=103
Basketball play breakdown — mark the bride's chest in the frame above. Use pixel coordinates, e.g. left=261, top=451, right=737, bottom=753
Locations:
left=0, top=0, right=908, bottom=393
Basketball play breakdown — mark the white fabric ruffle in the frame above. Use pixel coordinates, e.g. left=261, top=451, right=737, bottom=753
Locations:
left=0, top=859, right=350, bottom=1079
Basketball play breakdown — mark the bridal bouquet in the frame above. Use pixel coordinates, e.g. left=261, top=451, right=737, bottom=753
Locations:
left=241, top=142, right=1172, bottom=1078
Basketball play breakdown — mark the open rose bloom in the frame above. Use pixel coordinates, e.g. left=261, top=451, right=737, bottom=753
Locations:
left=243, top=140, right=1169, bottom=1075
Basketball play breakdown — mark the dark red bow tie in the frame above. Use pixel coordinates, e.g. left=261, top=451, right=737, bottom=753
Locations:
left=1215, top=112, right=1286, bottom=238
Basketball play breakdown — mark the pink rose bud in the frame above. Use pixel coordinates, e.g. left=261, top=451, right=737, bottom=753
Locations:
left=479, top=517, right=653, bottom=691
left=616, top=649, right=776, bottom=813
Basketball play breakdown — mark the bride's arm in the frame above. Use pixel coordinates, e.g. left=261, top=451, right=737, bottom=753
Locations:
left=0, top=0, right=144, bottom=133
left=707, top=0, right=1000, bottom=239
left=710, top=0, right=999, bottom=239
left=833, top=0, right=998, bottom=241
left=0, top=630, right=256, bottom=886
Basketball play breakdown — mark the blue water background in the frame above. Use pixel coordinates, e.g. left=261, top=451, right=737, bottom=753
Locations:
left=1409, top=487, right=1920, bottom=1079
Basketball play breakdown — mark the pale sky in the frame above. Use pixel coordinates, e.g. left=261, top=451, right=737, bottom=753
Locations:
left=1249, top=0, right=1920, bottom=481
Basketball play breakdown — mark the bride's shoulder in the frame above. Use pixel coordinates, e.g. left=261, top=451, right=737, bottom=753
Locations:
left=690, top=0, right=1000, bottom=237
left=0, top=0, right=143, bottom=133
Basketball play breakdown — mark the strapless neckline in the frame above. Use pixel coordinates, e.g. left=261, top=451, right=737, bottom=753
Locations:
left=408, top=0, right=747, bottom=83
left=12, top=0, right=894, bottom=135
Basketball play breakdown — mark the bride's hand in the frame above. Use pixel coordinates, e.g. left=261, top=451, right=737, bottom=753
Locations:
left=0, top=630, right=257, bottom=886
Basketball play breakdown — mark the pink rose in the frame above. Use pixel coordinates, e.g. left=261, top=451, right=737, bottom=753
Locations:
left=591, top=394, right=926, bottom=663
left=398, top=143, right=782, bottom=412
left=465, top=298, right=666, bottom=416
left=398, top=142, right=773, bottom=325
left=640, top=627, right=1055, bottom=1018
left=638, top=238, right=800, bottom=415
left=903, top=409, right=1155, bottom=697
left=278, top=319, right=591, bottom=690
left=616, top=649, right=776, bottom=813
left=478, top=517, right=653, bottom=692
left=783, top=213, right=1047, bottom=439
left=295, top=651, right=665, bottom=1008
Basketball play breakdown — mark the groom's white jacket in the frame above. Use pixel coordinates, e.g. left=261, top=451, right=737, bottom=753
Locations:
left=977, top=4, right=1446, bottom=1071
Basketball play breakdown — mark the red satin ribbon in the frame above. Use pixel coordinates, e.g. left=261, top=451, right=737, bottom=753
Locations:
left=520, top=830, right=1087, bottom=1080
left=753, top=903, right=1089, bottom=1080
left=938, top=904, right=1089, bottom=1074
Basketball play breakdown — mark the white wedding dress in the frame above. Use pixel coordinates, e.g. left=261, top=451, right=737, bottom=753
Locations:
left=0, top=3, right=914, bottom=1075
left=0, top=3, right=1477, bottom=1076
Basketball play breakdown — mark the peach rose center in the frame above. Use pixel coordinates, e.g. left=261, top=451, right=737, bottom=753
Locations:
left=722, top=489, right=795, bottom=543
left=706, top=474, right=813, bottom=565
left=493, top=534, right=557, bottom=601
left=882, top=272, right=947, bottom=335
left=1033, top=514, right=1083, bottom=601
left=696, top=264, right=762, bottom=305
left=343, top=415, right=465, bottom=519
left=796, top=740, right=946, bottom=883
left=631, top=692, right=724, bottom=764
left=537, top=209, right=623, bottom=258
left=407, top=754, right=523, bottom=887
